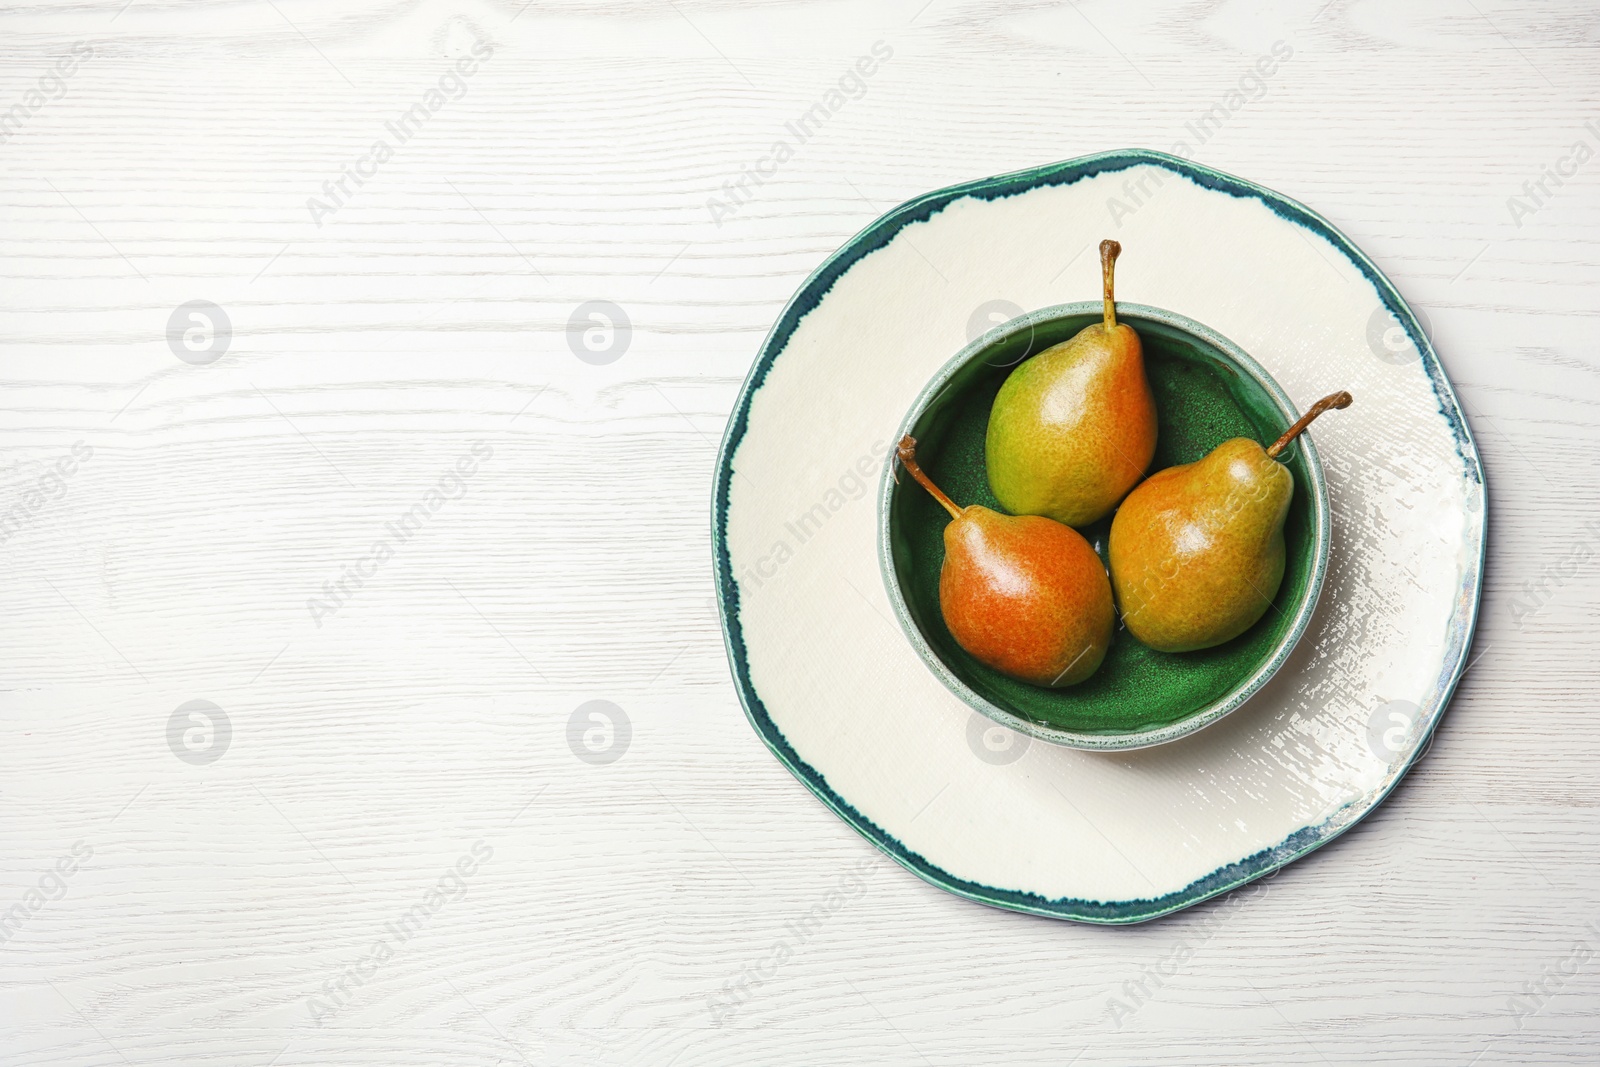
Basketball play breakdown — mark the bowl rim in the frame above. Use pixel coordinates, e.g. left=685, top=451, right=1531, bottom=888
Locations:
left=876, top=299, right=1331, bottom=751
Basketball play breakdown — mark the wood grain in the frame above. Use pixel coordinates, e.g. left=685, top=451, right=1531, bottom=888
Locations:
left=0, top=0, right=1596, bottom=1063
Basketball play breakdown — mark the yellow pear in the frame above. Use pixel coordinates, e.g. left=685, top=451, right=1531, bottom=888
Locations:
left=1109, top=392, right=1352, bottom=652
left=985, top=240, right=1158, bottom=527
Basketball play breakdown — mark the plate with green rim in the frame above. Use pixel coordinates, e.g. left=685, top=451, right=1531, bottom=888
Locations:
left=882, top=301, right=1328, bottom=750
left=713, top=148, right=1486, bottom=924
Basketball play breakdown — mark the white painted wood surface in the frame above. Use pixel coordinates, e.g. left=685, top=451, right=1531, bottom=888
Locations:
left=0, top=1, right=1593, bottom=1063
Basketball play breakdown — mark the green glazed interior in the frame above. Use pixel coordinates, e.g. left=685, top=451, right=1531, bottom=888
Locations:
left=885, top=305, right=1316, bottom=741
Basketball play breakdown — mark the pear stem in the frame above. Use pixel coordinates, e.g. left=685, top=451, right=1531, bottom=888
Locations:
left=1100, top=239, right=1121, bottom=331
left=1266, top=391, right=1354, bottom=459
left=896, top=436, right=963, bottom=521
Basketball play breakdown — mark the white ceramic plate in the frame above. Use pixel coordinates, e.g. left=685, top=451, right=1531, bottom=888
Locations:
left=713, top=150, right=1486, bottom=923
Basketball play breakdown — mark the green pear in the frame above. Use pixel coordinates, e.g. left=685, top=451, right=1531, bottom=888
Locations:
left=1108, top=392, right=1352, bottom=652
left=986, top=239, right=1158, bottom=527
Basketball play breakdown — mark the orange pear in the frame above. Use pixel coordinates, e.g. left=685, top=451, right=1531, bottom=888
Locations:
left=898, top=437, right=1112, bottom=686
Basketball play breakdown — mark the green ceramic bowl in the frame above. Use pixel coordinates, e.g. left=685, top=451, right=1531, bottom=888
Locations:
left=879, top=302, right=1329, bottom=750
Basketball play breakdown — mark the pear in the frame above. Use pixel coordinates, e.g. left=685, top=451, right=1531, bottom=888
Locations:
left=985, top=239, right=1158, bottom=527
left=1108, top=392, right=1353, bottom=653
left=897, top=436, right=1113, bottom=687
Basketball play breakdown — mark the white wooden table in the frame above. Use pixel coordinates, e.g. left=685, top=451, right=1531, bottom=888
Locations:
left=0, top=1, right=1594, bottom=1063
